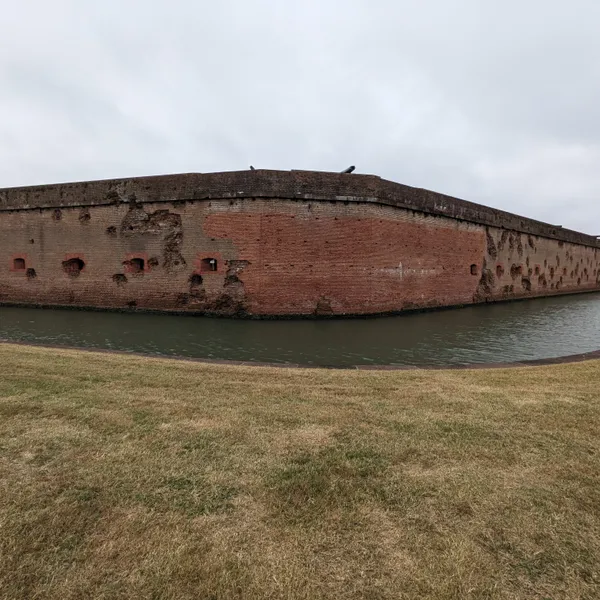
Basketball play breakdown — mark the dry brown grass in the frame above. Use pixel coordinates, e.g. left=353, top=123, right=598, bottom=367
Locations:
left=0, top=343, right=599, bottom=599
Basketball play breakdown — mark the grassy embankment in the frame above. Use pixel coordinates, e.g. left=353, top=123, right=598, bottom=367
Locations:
left=0, top=343, right=599, bottom=599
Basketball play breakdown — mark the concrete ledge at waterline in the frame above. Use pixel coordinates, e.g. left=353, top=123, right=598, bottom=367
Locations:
left=1, top=339, right=599, bottom=370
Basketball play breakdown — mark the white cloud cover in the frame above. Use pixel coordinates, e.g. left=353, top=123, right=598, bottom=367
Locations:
left=1, top=0, right=599, bottom=233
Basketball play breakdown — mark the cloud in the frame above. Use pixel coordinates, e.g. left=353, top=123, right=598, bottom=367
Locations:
left=0, top=0, right=598, bottom=233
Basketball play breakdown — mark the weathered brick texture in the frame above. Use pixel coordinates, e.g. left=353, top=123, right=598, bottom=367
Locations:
left=0, top=171, right=598, bottom=316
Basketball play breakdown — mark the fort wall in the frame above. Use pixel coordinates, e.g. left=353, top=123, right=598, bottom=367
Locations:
left=0, top=170, right=598, bottom=316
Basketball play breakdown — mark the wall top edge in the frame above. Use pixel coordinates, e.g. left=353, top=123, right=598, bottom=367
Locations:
left=0, top=169, right=597, bottom=247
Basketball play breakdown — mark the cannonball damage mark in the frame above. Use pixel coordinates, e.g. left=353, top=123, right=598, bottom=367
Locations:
left=486, top=228, right=497, bottom=259
left=62, top=257, right=85, bottom=277
left=120, top=208, right=186, bottom=273
left=510, top=264, right=522, bottom=280
left=112, top=274, right=128, bottom=286
left=216, top=260, right=250, bottom=316
left=188, top=274, right=206, bottom=302
left=315, top=296, right=334, bottom=316
left=475, top=261, right=495, bottom=301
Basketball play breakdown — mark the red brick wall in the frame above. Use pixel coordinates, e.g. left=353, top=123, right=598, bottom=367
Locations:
left=0, top=198, right=599, bottom=316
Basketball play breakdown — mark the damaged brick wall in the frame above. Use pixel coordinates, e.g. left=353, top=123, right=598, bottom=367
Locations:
left=0, top=171, right=599, bottom=317
left=0, top=200, right=253, bottom=315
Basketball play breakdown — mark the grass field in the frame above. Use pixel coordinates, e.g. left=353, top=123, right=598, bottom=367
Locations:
left=0, top=343, right=599, bottom=599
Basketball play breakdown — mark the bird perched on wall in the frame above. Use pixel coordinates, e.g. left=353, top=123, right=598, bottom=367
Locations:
left=341, top=166, right=355, bottom=173
left=249, top=165, right=255, bottom=170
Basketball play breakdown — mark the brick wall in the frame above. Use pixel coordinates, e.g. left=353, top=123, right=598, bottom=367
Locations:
left=1, top=192, right=599, bottom=316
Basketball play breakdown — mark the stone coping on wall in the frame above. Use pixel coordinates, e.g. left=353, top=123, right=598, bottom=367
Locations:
left=0, top=169, right=598, bottom=248
left=1, top=339, right=599, bottom=370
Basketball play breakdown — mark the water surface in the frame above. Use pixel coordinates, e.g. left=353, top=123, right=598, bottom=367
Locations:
left=1, top=294, right=600, bottom=367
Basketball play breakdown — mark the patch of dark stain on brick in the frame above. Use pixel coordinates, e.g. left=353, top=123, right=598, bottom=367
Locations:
left=315, top=296, right=334, bottom=316
left=29, top=238, right=34, bottom=244
left=53, top=208, right=62, bottom=221
left=516, top=234, right=523, bottom=257
left=106, top=226, right=117, bottom=236
left=79, top=209, right=91, bottom=223
left=176, top=293, right=190, bottom=306
left=106, top=190, right=120, bottom=203
left=528, top=235, right=536, bottom=249
left=538, top=274, right=547, bottom=288
left=498, top=230, right=509, bottom=252
left=68, top=292, right=75, bottom=303
left=496, top=265, right=504, bottom=278
left=148, top=256, right=159, bottom=268
left=577, top=277, right=581, bottom=286
left=188, top=274, right=206, bottom=301
left=126, top=300, right=137, bottom=308
left=26, top=268, right=37, bottom=280
left=508, top=233, right=516, bottom=252
left=549, top=267, right=555, bottom=279
left=208, top=294, right=247, bottom=316
left=112, top=274, right=128, bottom=286
left=475, top=267, right=495, bottom=301
left=486, top=228, right=497, bottom=259
left=522, top=277, right=532, bottom=291
left=189, top=274, right=203, bottom=288
left=525, top=256, right=530, bottom=267
left=510, top=264, right=522, bottom=280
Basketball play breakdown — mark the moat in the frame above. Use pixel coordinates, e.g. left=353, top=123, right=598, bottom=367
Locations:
left=1, top=293, right=599, bottom=367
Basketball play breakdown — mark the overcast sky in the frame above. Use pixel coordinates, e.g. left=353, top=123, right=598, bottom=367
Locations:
left=1, top=0, right=599, bottom=233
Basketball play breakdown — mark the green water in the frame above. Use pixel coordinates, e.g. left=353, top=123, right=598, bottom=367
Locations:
left=1, top=293, right=600, bottom=367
